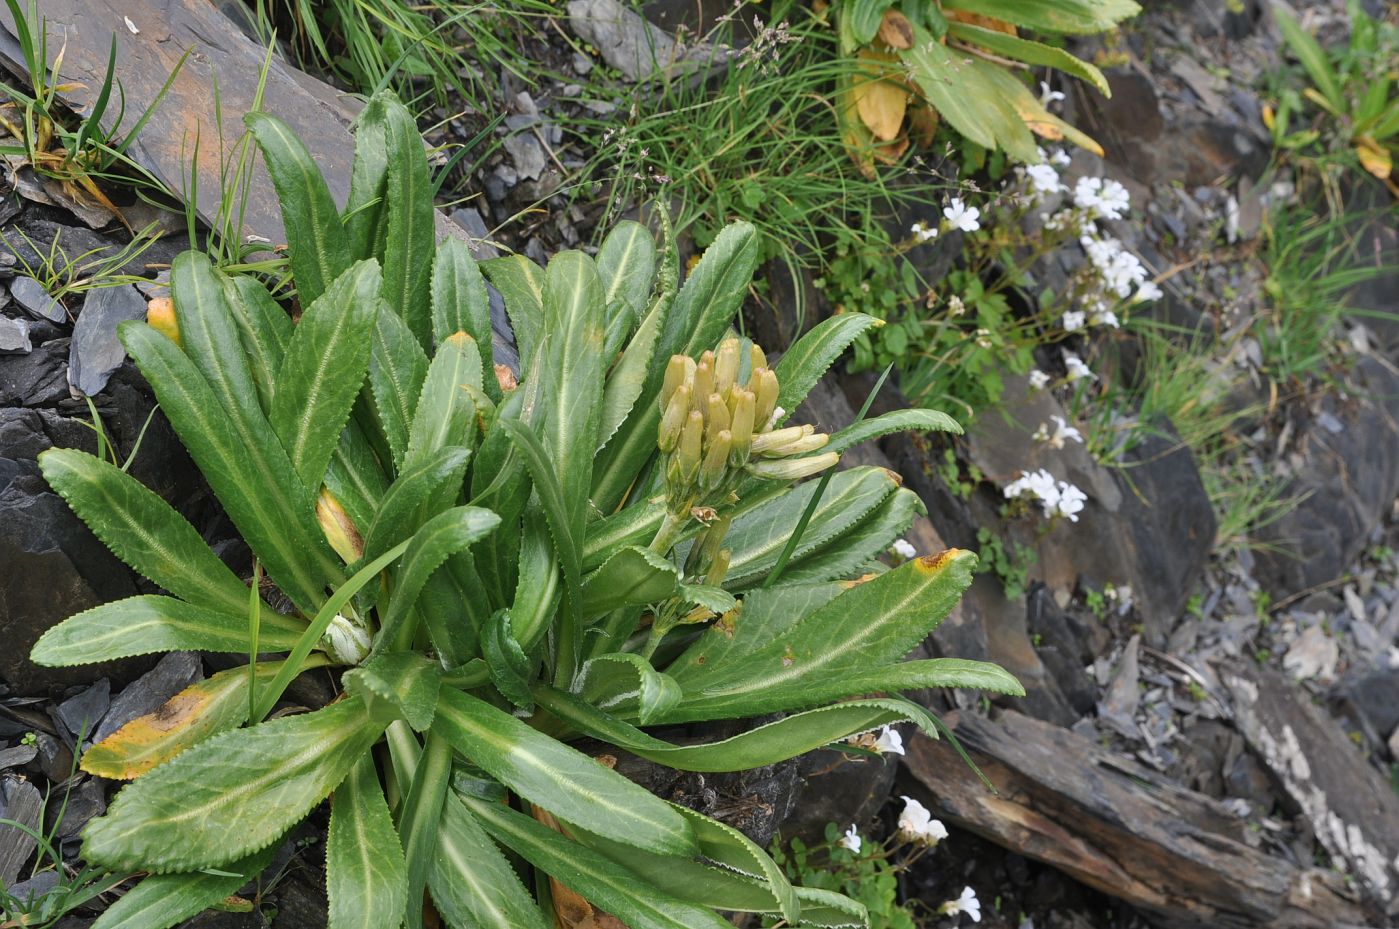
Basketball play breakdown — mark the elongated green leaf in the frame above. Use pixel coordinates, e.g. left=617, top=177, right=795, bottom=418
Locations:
left=597, top=220, right=657, bottom=317
left=375, top=506, right=502, bottom=653
left=406, top=332, right=481, bottom=468
left=38, top=448, right=251, bottom=616
left=772, top=313, right=879, bottom=421
left=794, top=887, right=869, bottom=928
left=246, top=111, right=351, bottom=307
left=170, top=250, right=264, bottom=429
left=673, top=806, right=798, bottom=920
left=483, top=610, right=533, bottom=710
left=430, top=792, right=550, bottom=929
left=345, top=93, right=391, bottom=261
left=581, top=545, right=679, bottom=616
left=327, top=757, right=406, bottom=929
left=668, top=550, right=982, bottom=720
left=32, top=596, right=300, bottom=667
left=536, top=687, right=932, bottom=772
left=90, top=847, right=273, bottom=929
left=460, top=794, right=727, bottom=929
left=577, top=653, right=681, bottom=725
left=361, top=446, right=471, bottom=564
left=325, top=414, right=390, bottom=533
left=379, top=96, right=436, bottom=348
left=497, top=418, right=580, bottom=594
left=598, top=277, right=666, bottom=452
left=433, top=689, right=696, bottom=856
left=903, top=38, right=995, bottom=150
left=821, top=408, right=961, bottom=456
left=369, top=308, right=431, bottom=469
left=1273, top=6, right=1345, bottom=113
left=723, top=467, right=900, bottom=587
left=940, top=0, right=1140, bottom=33
left=431, top=237, right=496, bottom=399
left=510, top=505, right=561, bottom=652
left=416, top=562, right=484, bottom=668
left=970, top=58, right=1103, bottom=156
left=399, top=732, right=452, bottom=929
left=775, top=488, right=922, bottom=585
left=84, top=696, right=386, bottom=872
left=343, top=652, right=444, bottom=731
left=222, top=275, right=293, bottom=414
left=668, top=582, right=845, bottom=683
left=480, top=254, right=545, bottom=368
left=271, top=260, right=383, bottom=492
left=947, top=23, right=1108, bottom=95
left=120, top=322, right=342, bottom=614
left=80, top=663, right=285, bottom=780
left=846, top=0, right=898, bottom=44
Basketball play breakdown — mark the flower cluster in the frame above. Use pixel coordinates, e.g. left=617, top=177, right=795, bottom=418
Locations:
left=658, top=339, right=837, bottom=515
left=1004, top=468, right=1087, bottom=522
left=1033, top=415, right=1083, bottom=449
left=907, top=197, right=982, bottom=245
left=897, top=796, right=947, bottom=847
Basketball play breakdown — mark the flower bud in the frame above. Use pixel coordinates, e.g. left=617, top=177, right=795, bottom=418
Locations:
left=705, top=393, right=730, bottom=446
left=700, top=515, right=732, bottom=568
left=758, top=431, right=829, bottom=458
left=146, top=296, right=181, bottom=346
left=658, top=384, right=692, bottom=453
left=700, top=429, right=731, bottom=491
left=728, top=388, right=755, bottom=466
left=752, top=368, right=780, bottom=430
left=316, top=488, right=363, bottom=562
left=323, top=613, right=371, bottom=665
left=751, top=424, right=811, bottom=454
left=749, top=344, right=768, bottom=379
left=691, top=359, right=714, bottom=412
left=715, top=338, right=740, bottom=395
left=746, top=451, right=840, bottom=481
left=661, top=355, right=694, bottom=410
left=677, top=410, right=705, bottom=483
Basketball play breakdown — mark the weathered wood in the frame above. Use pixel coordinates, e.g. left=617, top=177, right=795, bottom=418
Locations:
left=904, top=710, right=1374, bottom=929
left=1221, top=662, right=1399, bottom=916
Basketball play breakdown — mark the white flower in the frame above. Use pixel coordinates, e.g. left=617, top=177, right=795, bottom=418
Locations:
left=1049, top=147, right=1072, bottom=166
left=766, top=406, right=785, bottom=430
left=1061, top=310, right=1086, bottom=332
left=1133, top=280, right=1163, bottom=303
left=940, top=886, right=982, bottom=922
left=1090, top=308, right=1120, bottom=329
left=1072, top=176, right=1130, bottom=220
left=1063, top=352, right=1095, bottom=382
left=1039, top=81, right=1065, bottom=108
left=911, top=220, right=938, bottom=242
left=1028, top=369, right=1051, bottom=390
left=897, top=796, right=948, bottom=846
left=1024, top=163, right=1062, bottom=195
left=1034, top=415, right=1083, bottom=449
left=1004, top=469, right=1060, bottom=511
left=838, top=825, right=861, bottom=853
left=1053, top=481, right=1087, bottom=521
left=891, top=538, right=917, bottom=560
left=873, top=726, right=906, bottom=755
left=946, top=294, right=966, bottom=317
left=943, top=198, right=981, bottom=232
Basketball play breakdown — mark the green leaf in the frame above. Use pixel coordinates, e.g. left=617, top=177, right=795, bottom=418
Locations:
left=405, top=331, right=482, bottom=468
left=481, top=254, right=545, bottom=368
left=597, top=268, right=667, bottom=452
left=509, top=505, right=562, bottom=652
left=432, top=689, right=696, bottom=856
left=496, top=418, right=580, bottom=600
left=361, top=446, right=472, bottom=564
left=369, top=307, right=431, bottom=469
left=577, top=653, right=681, bottom=725
left=774, top=488, right=923, bottom=585
left=32, top=596, right=300, bottom=666
left=904, top=37, right=1039, bottom=162
left=429, top=792, right=551, bottom=929
left=794, top=887, right=869, bottom=928
left=375, top=506, right=502, bottom=655
left=345, top=93, right=391, bottom=261
left=845, top=0, right=898, bottom=44
left=677, top=584, right=737, bottom=614
left=379, top=95, right=436, bottom=348
left=270, top=260, right=383, bottom=492
left=121, top=321, right=341, bottom=615
left=535, top=688, right=933, bottom=773
left=581, top=545, right=680, bottom=616
left=90, top=847, right=273, bottom=929
left=327, top=757, right=406, bottom=929
left=398, top=732, right=452, bottom=929
left=221, top=275, right=293, bottom=414
left=772, top=313, right=879, bottom=421
left=430, top=237, right=497, bottom=400
left=673, top=807, right=798, bottom=920
left=343, top=652, right=444, bottom=731
left=668, top=550, right=985, bottom=720
left=245, top=111, right=351, bottom=307
left=1273, top=6, right=1345, bottom=113
left=459, top=794, right=729, bottom=929
left=38, top=448, right=251, bottom=616
left=482, top=610, right=534, bottom=711
left=596, top=220, right=657, bottom=317
left=969, top=58, right=1103, bottom=157
left=821, top=408, right=961, bottom=456
left=940, top=0, right=1140, bottom=33
left=325, top=415, right=390, bottom=533
left=84, top=696, right=386, bottom=872
left=946, top=23, right=1109, bottom=95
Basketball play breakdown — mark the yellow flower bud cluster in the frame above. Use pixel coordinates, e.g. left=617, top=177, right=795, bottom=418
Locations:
left=657, top=337, right=838, bottom=514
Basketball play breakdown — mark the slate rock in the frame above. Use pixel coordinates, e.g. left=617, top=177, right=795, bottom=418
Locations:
left=67, top=284, right=147, bottom=396
left=0, top=777, right=42, bottom=885
left=94, top=652, right=203, bottom=743
left=1336, top=669, right=1399, bottom=751
left=1026, top=584, right=1100, bottom=716
left=46, top=777, right=105, bottom=839
left=8, top=275, right=65, bottom=323
left=0, top=316, right=30, bottom=353
left=568, top=0, right=734, bottom=81
left=0, top=744, right=37, bottom=771
left=0, top=338, right=69, bottom=405
left=29, top=731, right=73, bottom=784
left=5, top=869, right=59, bottom=906
left=56, top=680, right=110, bottom=744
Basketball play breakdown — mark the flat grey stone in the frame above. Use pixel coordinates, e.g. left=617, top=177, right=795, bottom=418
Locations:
left=0, top=744, right=37, bottom=770
left=9, top=276, right=64, bottom=323
left=93, top=651, right=202, bottom=743
left=5, top=869, right=58, bottom=905
left=57, top=679, right=110, bottom=743
left=0, top=777, right=42, bottom=885
left=68, top=284, right=146, bottom=396
left=0, top=316, right=29, bottom=354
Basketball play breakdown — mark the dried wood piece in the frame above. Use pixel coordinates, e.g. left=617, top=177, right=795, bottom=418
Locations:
left=905, top=710, right=1373, bottom=929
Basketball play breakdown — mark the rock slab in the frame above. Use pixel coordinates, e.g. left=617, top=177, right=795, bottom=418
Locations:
left=68, top=283, right=147, bottom=396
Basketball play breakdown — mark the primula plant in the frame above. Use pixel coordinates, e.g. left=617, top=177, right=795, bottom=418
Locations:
left=835, top=0, right=1140, bottom=171
left=29, top=91, right=1021, bottom=929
